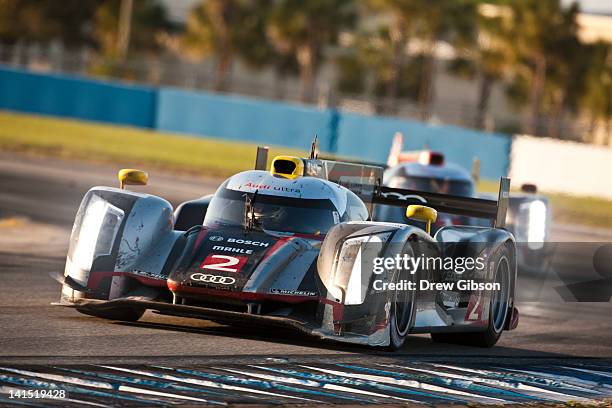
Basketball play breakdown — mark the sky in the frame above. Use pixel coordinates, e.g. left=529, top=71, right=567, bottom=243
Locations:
left=161, top=0, right=612, bottom=23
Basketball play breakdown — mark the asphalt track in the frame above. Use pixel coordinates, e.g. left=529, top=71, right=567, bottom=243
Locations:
left=0, top=153, right=611, bottom=406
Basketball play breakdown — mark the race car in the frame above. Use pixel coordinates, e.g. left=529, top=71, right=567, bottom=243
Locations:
left=375, top=132, right=550, bottom=272
left=54, top=145, right=518, bottom=349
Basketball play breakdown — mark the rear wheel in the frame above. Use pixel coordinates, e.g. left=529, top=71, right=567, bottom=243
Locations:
left=388, top=248, right=417, bottom=350
left=431, top=243, right=512, bottom=348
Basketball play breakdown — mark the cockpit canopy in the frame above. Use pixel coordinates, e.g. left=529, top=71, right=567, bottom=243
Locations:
left=203, top=171, right=368, bottom=235
left=384, top=162, right=474, bottom=197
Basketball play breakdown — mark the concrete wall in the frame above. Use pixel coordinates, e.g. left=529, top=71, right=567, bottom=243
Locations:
left=510, top=135, right=612, bottom=199
left=155, top=88, right=334, bottom=150
left=337, top=113, right=511, bottom=180
left=0, top=66, right=512, bottom=180
left=0, top=67, right=156, bottom=128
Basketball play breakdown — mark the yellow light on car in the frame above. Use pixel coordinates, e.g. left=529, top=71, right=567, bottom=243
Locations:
left=270, top=156, right=304, bottom=179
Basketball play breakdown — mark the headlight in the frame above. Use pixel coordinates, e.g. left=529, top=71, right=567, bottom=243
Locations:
left=523, top=200, right=547, bottom=250
left=70, top=195, right=124, bottom=277
left=333, top=232, right=391, bottom=305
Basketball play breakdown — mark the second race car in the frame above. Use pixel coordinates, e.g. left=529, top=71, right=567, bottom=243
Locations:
left=375, top=132, right=551, bottom=272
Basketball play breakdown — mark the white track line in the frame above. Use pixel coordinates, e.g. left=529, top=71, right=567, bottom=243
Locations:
left=0, top=367, right=212, bottom=404
left=383, top=363, right=585, bottom=401
left=98, top=365, right=320, bottom=403
left=300, top=365, right=505, bottom=403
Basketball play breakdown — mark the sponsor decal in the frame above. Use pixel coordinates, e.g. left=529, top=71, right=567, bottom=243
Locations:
left=380, top=191, right=427, bottom=203
left=200, top=254, right=248, bottom=273
left=190, top=273, right=236, bottom=285
left=440, top=291, right=460, bottom=308
left=209, top=236, right=224, bottom=242
left=465, top=291, right=484, bottom=321
left=212, top=245, right=253, bottom=255
left=270, top=288, right=317, bottom=297
left=242, top=181, right=301, bottom=194
left=227, top=237, right=270, bottom=247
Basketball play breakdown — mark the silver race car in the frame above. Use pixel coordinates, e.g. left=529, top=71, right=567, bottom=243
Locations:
left=376, top=132, right=550, bottom=273
left=55, top=145, right=518, bottom=349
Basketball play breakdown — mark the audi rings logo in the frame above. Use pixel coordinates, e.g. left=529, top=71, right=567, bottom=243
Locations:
left=190, top=273, right=236, bottom=285
left=209, top=236, right=224, bottom=242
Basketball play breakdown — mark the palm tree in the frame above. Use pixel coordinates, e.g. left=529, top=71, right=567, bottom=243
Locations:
left=581, top=42, right=612, bottom=144
left=91, top=0, right=169, bottom=79
left=364, top=0, right=477, bottom=119
left=182, top=0, right=237, bottom=91
left=0, top=0, right=101, bottom=47
left=473, top=4, right=511, bottom=130
left=182, top=0, right=272, bottom=92
left=541, top=11, right=584, bottom=139
left=337, top=26, right=423, bottom=114
left=501, top=0, right=580, bottom=136
left=267, top=0, right=356, bottom=103
left=355, top=1, right=411, bottom=113
left=94, top=0, right=169, bottom=58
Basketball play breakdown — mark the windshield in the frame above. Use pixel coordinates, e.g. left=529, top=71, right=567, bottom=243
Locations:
left=391, top=175, right=473, bottom=197
left=203, top=185, right=339, bottom=235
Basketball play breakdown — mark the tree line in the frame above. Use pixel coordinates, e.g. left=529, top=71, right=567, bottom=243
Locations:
left=0, top=0, right=610, bottom=139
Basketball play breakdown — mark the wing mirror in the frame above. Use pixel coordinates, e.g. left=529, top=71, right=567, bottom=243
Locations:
left=118, top=169, right=148, bottom=189
left=406, top=205, right=438, bottom=235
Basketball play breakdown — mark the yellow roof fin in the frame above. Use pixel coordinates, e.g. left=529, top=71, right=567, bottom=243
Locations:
left=270, top=156, right=304, bottom=179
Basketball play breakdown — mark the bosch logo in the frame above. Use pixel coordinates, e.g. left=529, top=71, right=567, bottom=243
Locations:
left=190, top=273, right=236, bottom=285
left=227, top=238, right=270, bottom=247
left=209, top=236, right=224, bottom=242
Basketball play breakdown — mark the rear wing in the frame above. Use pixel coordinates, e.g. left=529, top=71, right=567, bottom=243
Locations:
left=255, top=146, right=383, bottom=214
left=373, top=177, right=511, bottom=228
left=254, top=145, right=510, bottom=228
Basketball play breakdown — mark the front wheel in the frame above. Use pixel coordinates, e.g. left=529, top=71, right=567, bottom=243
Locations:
left=431, top=243, right=513, bottom=348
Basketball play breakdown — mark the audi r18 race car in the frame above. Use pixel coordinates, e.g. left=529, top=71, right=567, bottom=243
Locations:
left=375, top=132, right=551, bottom=272
left=54, top=145, right=518, bottom=349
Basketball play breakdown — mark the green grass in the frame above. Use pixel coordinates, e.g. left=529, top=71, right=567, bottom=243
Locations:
left=0, top=111, right=305, bottom=178
left=478, top=180, right=612, bottom=229
left=1, top=110, right=611, bottom=229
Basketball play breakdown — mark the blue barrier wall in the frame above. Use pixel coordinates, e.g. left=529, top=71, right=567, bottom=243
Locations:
left=0, top=66, right=512, bottom=179
left=0, top=67, right=156, bottom=127
left=156, top=88, right=333, bottom=150
left=337, top=112, right=511, bottom=180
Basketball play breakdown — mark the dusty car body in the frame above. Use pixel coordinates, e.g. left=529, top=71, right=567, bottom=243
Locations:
left=56, top=147, right=518, bottom=349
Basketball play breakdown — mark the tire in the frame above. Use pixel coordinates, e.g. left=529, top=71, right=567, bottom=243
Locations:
left=388, top=247, right=417, bottom=350
left=431, top=243, right=513, bottom=348
left=77, top=307, right=144, bottom=322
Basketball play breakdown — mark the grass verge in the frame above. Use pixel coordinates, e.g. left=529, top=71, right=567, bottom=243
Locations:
left=1, top=110, right=611, bottom=229
left=478, top=180, right=612, bottom=229
left=0, top=111, right=304, bottom=178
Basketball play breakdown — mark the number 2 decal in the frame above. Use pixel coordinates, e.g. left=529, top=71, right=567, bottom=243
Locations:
left=200, top=254, right=248, bottom=273
left=466, top=291, right=483, bottom=321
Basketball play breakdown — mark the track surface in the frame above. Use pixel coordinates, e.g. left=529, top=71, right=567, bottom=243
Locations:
left=0, top=153, right=611, bottom=405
